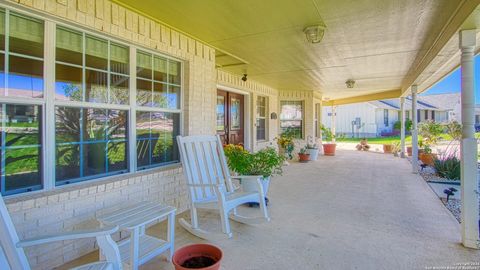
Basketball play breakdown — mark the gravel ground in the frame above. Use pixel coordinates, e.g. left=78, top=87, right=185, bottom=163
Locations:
left=408, top=157, right=480, bottom=223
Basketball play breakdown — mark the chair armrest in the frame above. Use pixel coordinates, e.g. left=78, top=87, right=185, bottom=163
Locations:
left=17, top=225, right=118, bottom=248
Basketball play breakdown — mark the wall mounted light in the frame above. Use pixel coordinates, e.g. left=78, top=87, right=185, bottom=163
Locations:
left=303, top=25, right=326, bottom=44
left=270, top=112, right=277, bottom=120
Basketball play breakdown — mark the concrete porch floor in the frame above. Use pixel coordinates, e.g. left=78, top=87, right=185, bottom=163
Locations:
left=60, top=150, right=479, bottom=270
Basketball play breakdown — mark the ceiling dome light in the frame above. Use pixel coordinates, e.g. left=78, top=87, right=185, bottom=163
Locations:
left=346, top=79, right=355, bottom=88
left=303, top=25, right=326, bottom=44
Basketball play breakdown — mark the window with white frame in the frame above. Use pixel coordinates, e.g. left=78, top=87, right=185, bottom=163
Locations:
left=256, top=96, right=267, bottom=141
left=0, top=9, right=44, bottom=195
left=0, top=6, right=184, bottom=195
left=54, top=25, right=130, bottom=185
left=280, top=100, right=303, bottom=139
left=135, top=50, right=181, bottom=169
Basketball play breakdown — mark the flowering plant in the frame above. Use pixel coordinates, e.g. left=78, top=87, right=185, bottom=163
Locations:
left=276, top=128, right=295, bottom=159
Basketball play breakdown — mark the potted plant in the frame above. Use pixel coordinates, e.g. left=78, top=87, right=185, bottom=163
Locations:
left=392, top=142, right=401, bottom=157
left=172, top=243, right=223, bottom=270
left=224, top=144, right=284, bottom=203
left=356, top=138, right=370, bottom=151
left=276, top=128, right=295, bottom=160
left=383, top=144, right=393, bottom=154
left=298, top=147, right=310, bottom=163
left=306, top=135, right=319, bottom=160
left=418, top=120, right=443, bottom=166
left=320, top=124, right=337, bottom=156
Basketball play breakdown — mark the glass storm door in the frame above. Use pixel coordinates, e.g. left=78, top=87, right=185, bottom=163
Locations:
left=216, top=90, right=244, bottom=146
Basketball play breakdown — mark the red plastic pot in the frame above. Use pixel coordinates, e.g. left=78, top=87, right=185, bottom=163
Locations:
left=173, top=244, right=223, bottom=270
left=323, top=143, right=336, bottom=156
left=298, top=153, right=310, bottom=162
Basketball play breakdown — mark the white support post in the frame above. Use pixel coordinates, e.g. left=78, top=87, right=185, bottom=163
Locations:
left=411, top=86, right=418, bottom=173
left=331, top=105, right=336, bottom=143
left=400, top=97, right=406, bottom=158
left=318, top=102, right=323, bottom=154
left=459, top=29, right=479, bottom=249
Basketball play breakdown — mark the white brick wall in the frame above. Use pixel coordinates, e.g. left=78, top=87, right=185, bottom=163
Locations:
left=6, top=166, right=188, bottom=270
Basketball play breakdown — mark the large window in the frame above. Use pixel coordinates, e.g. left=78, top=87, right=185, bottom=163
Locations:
left=55, top=107, right=128, bottom=185
left=256, top=96, right=267, bottom=141
left=280, top=101, right=303, bottom=139
left=136, top=50, right=181, bottom=169
left=0, top=8, right=184, bottom=195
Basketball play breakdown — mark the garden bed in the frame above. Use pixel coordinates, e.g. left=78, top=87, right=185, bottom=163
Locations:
left=411, top=158, right=480, bottom=223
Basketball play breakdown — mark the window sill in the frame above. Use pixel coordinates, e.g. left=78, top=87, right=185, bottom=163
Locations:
left=5, top=163, right=182, bottom=204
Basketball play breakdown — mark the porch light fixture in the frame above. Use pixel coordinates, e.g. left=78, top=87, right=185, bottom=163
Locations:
left=242, top=74, right=248, bottom=82
left=346, top=79, right=355, bottom=88
left=303, top=25, right=326, bottom=44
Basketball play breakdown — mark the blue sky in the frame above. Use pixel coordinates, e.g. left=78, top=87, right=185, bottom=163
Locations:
left=422, top=55, right=480, bottom=104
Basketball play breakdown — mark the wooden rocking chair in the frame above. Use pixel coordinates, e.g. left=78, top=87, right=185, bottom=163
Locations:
left=0, top=193, right=122, bottom=270
left=176, top=135, right=270, bottom=240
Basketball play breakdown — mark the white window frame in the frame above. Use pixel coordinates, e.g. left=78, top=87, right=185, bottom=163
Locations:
left=279, top=100, right=304, bottom=139
left=1, top=3, right=184, bottom=197
left=255, top=96, right=268, bottom=142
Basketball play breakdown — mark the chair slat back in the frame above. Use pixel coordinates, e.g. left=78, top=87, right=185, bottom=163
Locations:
left=0, top=193, right=30, bottom=270
left=177, top=135, right=233, bottom=202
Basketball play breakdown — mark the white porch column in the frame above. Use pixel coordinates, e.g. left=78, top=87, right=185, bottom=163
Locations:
left=331, top=105, right=336, bottom=143
left=400, top=97, right=406, bottom=158
left=318, top=102, right=323, bottom=153
left=459, top=29, right=479, bottom=249
left=411, top=85, right=418, bottom=173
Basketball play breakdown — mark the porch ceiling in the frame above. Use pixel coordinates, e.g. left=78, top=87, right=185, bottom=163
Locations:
left=114, top=0, right=479, bottom=100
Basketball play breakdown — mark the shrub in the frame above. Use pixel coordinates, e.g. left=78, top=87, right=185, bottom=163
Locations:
left=445, top=120, right=462, bottom=141
left=418, top=120, right=444, bottom=146
left=433, top=155, right=460, bottom=180
left=393, top=119, right=412, bottom=132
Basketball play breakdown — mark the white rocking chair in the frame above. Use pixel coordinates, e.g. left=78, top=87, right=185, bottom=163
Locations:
left=0, top=193, right=122, bottom=270
left=177, top=135, right=270, bottom=240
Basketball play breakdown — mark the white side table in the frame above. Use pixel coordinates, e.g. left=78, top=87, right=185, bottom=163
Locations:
left=97, top=201, right=176, bottom=270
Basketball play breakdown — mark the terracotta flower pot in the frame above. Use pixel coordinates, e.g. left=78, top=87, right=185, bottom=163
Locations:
left=419, top=153, right=436, bottom=166
left=323, top=143, right=336, bottom=156
left=298, top=153, right=310, bottom=163
left=173, top=244, right=223, bottom=270
left=383, top=144, right=393, bottom=154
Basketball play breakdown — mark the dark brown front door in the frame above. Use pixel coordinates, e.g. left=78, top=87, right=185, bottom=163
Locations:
left=216, top=90, right=244, bottom=146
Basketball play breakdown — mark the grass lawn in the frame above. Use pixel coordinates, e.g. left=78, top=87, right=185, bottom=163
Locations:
left=337, top=133, right=480, bottom=145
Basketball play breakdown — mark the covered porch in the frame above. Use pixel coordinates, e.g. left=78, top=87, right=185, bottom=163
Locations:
left=0, top=0, right=480, bottom=269
left=60, top=150, right=479, bottom=269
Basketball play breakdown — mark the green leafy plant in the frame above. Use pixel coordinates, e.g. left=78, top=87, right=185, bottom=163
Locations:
left=393, top=119, right=412, bottom=132
left=320, top=124, right=333, bottom=142
left=224, top=145, right=285, bottom=178
left=433, top=154, right=460, bottom=180
left=299, top=146, right=308, bottom=154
